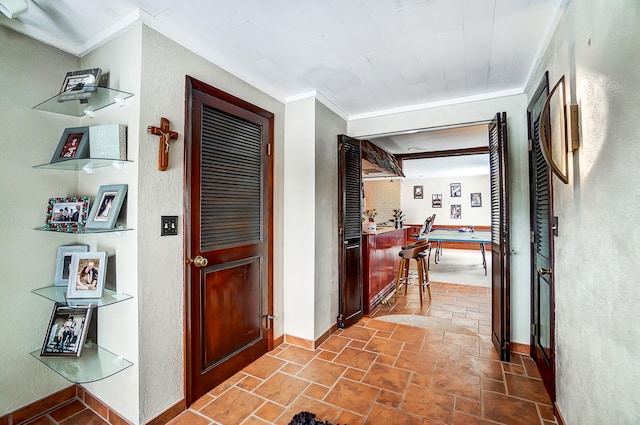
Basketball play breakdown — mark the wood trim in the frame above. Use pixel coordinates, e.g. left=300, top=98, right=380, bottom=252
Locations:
left=284, top=324, right=338, bottom=350
left=5, top=385, right=76, bottom=424
left=396, top=146, right=489, bottom=161
left=510, top=342, right=530, bottom=355
left=273, top=334, right=285, bottom=347
left=145, top=400, right=186, bottom=425
left=554, top=402, right=567, bottom=425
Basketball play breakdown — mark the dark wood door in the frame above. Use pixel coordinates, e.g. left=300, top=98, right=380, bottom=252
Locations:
left=489, top=112, right=511, bottom=361
left=337, top=135, right=363, bottom=329
left=185, top=77, right=274, bottom=405
left=528, top=72, right=555, bottom=400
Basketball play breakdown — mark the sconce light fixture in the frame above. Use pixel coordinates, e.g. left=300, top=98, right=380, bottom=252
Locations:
left=540, top=75, right=580, bottom=184
left=0, top=0, right=28, bottom=19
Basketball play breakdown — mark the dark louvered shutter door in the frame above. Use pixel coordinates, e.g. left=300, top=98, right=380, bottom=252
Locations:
left=200, top=107, right=262, bottom=251
left=489, top=112, right=510, bottom=361
left=344, top=141, right=362, bottom=239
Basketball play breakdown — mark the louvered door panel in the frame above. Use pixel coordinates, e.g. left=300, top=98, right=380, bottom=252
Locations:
left=200, top=107, right=262, bottom=251
left=344, top=141, right=362, bottom=239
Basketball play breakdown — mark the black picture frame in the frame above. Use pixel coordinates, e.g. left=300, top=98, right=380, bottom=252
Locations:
left=432, top=194, right=442, bottom=208
left=413, top=185, right=423, bottom=199
left=57, top=68, right=102, bottom=102
left=471, top=192, right=482, bottom=207
left=450, top=183, right=461, bottom=197
left=40, top=303, right=93, bottom=357
left=451, top=204, right=461, bottom=219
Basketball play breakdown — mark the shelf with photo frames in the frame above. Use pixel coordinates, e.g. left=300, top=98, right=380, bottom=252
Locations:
left=29, top=81, right=136, bottom=384
left=33, top=86, right=134, bottom=117
left=30, top=285, right=134, bottom=383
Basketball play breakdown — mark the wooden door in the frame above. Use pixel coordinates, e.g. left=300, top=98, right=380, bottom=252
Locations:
left=488, top=112, right=511, bottom=361
left=185, top=77, right=274, bottom=405
left=528, top=72, right=555, bottom=400
left=337, top=135, right=363, bottom=329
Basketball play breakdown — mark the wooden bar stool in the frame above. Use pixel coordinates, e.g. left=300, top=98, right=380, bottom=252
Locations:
left=395, top=240, right=432, bottom=307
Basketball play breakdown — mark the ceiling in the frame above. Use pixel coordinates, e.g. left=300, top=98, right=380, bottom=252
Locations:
left=0, top=0, right=566, bottom=119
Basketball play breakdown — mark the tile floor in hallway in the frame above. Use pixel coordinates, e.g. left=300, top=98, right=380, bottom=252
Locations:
left=169, top=281, right=557, bottom=425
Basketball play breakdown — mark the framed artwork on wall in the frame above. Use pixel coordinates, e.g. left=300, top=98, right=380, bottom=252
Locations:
left=450, top=204, right=461, bottom=219
left=471, top=192, right=482, bottom=207
left=413, top=185, right=423, bottom=199
left=450, top=183, right=461, bottom=197
left=432, top=194, right=442, bottom=208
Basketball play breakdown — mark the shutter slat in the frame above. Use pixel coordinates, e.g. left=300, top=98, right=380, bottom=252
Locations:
left=200, top=106, right=262, bottom=250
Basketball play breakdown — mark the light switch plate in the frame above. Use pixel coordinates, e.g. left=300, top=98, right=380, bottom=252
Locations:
left=161, top=216, right=178, bottom=236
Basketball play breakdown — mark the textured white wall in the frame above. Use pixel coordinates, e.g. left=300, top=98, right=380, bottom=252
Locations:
left=526, top=0, right=640, bottom=422
left=77, top=27, right=143, bottom=423
left=0, top=26, right=80, bottom=416
left=348, top=95, right=531, bottom=344
left=314, top=100, right=346, bottom=340
left=283, top=97, right=316, bottom=340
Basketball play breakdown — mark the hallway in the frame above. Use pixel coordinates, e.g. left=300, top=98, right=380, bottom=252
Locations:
left=169, top=281, right=556, bottom=425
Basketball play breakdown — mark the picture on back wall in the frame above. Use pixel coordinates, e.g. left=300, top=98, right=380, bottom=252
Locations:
left=451, top=204, right=461, bottom=219
left=432, top=194, right=442, bottom=208
left=471, top=192, right=482, bottom=207
left=450, top=183, right=461, bottom=197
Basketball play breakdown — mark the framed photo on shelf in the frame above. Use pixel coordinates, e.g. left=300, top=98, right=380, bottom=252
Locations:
left=67, top=251, right=107, bottom=299
left=451, top=204, right=462, bottom=219
left=432, top=194, right=442, bottom=208
left=56, top=68, right=102, bottom=102
left=50, top=127, right=90, bottom=163
left=86, top=184, right=128, bottom=230
left=413, top=185, right=423, bottom=199
left=450, top=183, right=461, bottom=198
left=45, top=197, right=90, bottom=232
left=40, top=303, right=93, bottom=357
left=54, top=245, right=89, bottom=286
left=471, top=192, right=482, bottom=207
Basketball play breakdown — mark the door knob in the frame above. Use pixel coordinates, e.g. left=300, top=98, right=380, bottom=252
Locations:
left=537, top=267, right=552, bottom=276
left=188, top=255, right=208, bottom=268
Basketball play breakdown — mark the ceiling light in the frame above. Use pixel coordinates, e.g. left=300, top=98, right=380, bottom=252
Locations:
left=0, top=0, right=28, bottom=19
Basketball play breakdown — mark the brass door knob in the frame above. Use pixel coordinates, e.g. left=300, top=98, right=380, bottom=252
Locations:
left=537, top=267, right=552, bottom=276
left=189, top=255, right=208, bottom=268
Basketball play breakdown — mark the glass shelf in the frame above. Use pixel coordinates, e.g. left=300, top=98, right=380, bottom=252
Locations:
left=32, top=286, right=132, bottom=307
left=33, top=158, right=133, bottom=171
left=33, top=87, right=134, bottom=117
left=30, top=344, right=133, bottom=383
left=34, top=226, right=132, bottom=234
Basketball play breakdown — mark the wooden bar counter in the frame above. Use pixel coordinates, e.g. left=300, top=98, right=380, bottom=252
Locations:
left=362, top=226, right=408, bottom=315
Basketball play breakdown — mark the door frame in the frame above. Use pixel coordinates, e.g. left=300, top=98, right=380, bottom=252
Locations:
left=527, top=71, right=556, bottom=401
left=183, top=76, right=274, bottom=406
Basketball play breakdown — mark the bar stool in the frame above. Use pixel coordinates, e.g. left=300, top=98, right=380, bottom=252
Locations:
left=395, top=240, right=432, bottom=307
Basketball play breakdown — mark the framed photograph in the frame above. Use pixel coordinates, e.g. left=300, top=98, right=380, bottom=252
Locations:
left=54, top=245, right=89, bottom=286
left=450, top=204, right=462, bottom=219
left=41, top=303, right=93, bottom=357
left=57, top=68, right=102, bottom=102
left=45, top=197, right=90, bottom=232
left=432, top=194, right=442, bottom=208
left=413, top=185, right=423, bottom=199
left=67, top=252, right=107, bottom=299
left=450, top=183, right=461, bottom=197
left=471, top=192, right=482, bottom=207
left=86, top=184, right=128, bottom=230
left=50, top=127, right=90, bottom=163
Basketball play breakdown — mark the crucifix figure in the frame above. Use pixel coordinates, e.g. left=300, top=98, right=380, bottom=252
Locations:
left=147, top=117, right=178, bottom=171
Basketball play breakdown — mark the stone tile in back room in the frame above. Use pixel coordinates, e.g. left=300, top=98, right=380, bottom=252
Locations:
left=166, top=410, right=211, bottom=425
left=199, top=387, right=264, bottom=425
left=401, top=384, right=454, bottom=424
left=275, top=346, right=317, bottom=365
left=253, top=372, right=310, bottom=406
left=242, top=353, right=286, bottom=379
left=59, top=409, right=108, bottom=425
left=362, top=363, right=411, bottom=393
left=333, top=346, right=378, bottom=370
left=504, top=372, right=552, bottom=404
left=482, top=391, right=541, bottom=425
left=324, top=379, right=379, bottom=416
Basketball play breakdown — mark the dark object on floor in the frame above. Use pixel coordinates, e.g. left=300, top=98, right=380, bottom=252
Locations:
left=288, top=411, right=341, bottom=425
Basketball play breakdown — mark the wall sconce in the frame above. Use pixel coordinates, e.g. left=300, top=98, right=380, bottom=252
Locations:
left=0, top=0, right=28, bottom=18
left=540, top=75, right=580, bottom=184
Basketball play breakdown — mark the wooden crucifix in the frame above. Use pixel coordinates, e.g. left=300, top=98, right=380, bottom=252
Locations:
left=147, top=117, right=178, bottom=171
